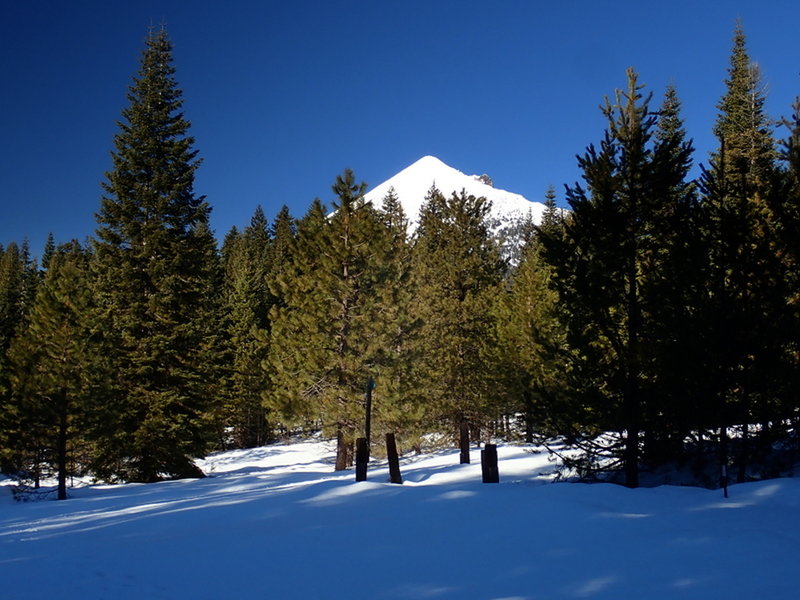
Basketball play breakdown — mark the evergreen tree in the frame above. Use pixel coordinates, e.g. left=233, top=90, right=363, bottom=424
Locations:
left=0, top=243, right=28, bottom=359
left=221, top=205, right=295, bottom=448
left=769, top=97, right=800, bottom=438
left=540, top=69, right=693, bottom=487
left=41, top=233, right=56, bottom=272
left=6, top=244, right=106, bottom=498
left=700, top=22, right=784, bottom=480
left=775, top=97, right=800, bottom=269
left=269, top=172, right=394, bottom=470
left=712, top=22, right=776, bottom=186
left=411, top=186, right=505, bottom=455
left=491, top=228, right=566, bottom=443
left=221, top=208, right=271, bottom=448
left=374, top=188, right=425, bottom=449
left=268, top=205, right=297, bottom=288
left=91, top=27, right=219, bottom=482
left=639, top=84, right=704, bottom=465
left=0, top=240, right=39, bottom=473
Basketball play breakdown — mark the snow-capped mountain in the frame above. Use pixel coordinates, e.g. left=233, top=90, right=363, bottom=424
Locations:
left=364, top=155, right=546, bottom=231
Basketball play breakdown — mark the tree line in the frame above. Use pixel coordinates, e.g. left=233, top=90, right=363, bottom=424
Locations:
left=1, top=23, right=799, bottom=497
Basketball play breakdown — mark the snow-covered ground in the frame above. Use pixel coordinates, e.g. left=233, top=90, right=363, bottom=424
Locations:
left=1, top=439, right=798, bottom=599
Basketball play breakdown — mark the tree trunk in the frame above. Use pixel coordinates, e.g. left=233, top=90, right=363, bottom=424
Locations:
left=355, top=437, right=368, bottom=482
left=335, top=425, right=354, bottom=471
left=523, top=389, right=534, bottom=444
left=481, top=444, right=499, bottom=483
left=624, top=247, right=640, bottom=489
left=720, top=426, right=729, bottom=498
left=57, top=392, right=68, bottom=500
left=386, top=433, right=402, bottom=484
left=737, top=421, right=749, bottom=484
left=459, top=421, right=470, bottom=464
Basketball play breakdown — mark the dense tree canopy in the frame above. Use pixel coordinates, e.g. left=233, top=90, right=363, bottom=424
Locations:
left=2, top=22, right=799, bottom=494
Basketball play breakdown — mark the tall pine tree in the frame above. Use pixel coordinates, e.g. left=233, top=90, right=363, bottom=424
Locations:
left=700, top=22, right=784, bottom=481
left=541, top=69, right=694, bottom=487
left=268, top=172, right=394, bottom=470
left=220, top=207, right=273, bottom=448
left=491, top=202, right=566, bottom=443
left=6, top=243, right=107, bottom=499
left=373, top=188, right=425, bottom=450
left=0, top=240, right=39, bottom=473
left=92, top=27, right=220, bottom=482
left=411, top=186, right=505, bottom=456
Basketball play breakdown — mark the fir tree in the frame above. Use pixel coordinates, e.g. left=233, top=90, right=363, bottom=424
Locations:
left=774, top=97, right=800, bottom=294
left=533, top=186, right=563, bottom=254
left=411, top=186, right=505, bottom=455
left=0, top=243, right=28, bottom=358
left=221, top=205, right=293, bottom=448
left=6, top=244, right=106, bottom=498
left=712, top=21, right=776, bottom=187
left=268, top=205, right=296, bottom=288
left=269, top=172, right=394, bottom=470
left=701, top=22, right=784, bottom=480
left=541, top=69, right=694, bottom=487
left=223, top=208, right=271, bottom=448
left=639, top=84, right=703, bottom=464
left=770, top=97, right=800, bottom=438
left=91, top=27, right=219, bottom=482
left=491, top=234, right=565, bottom=443
left=374, top=188, right=425, bottom=449
left=41, top=234, right=56, bottom=272
left=0, top=240, right=40, bottom=473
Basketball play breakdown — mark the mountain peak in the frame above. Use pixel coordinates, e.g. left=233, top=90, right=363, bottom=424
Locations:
left=406, top=155, right=454, bottom=173
left=364, top=156, right=545, bottom=230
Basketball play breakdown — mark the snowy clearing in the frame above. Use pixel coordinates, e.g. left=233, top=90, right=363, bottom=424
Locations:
left=1, top=439, right=798, bottom=599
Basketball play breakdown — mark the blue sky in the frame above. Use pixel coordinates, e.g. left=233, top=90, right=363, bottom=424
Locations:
left=2, top=0, right=798, bottom=256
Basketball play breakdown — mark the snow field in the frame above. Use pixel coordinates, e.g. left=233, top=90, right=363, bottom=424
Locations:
left=1, top=439, right=798, bottom=599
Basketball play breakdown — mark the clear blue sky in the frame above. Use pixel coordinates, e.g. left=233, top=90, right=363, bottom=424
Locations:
left=2, top=0, right=798, bottom=256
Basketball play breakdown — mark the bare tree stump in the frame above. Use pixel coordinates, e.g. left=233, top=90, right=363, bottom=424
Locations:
left=355, top=437, right=369, bottom=482
left=481, top=443, right=499, bottom=483
left=386, top=433, right=403, bottom=484
left=459, top=422, right=470, bottom=464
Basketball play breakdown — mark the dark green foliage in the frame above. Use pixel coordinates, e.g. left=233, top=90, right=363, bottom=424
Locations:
left=0, top=241, right=39, bottom=472
left=774, top=98, right=800, bottom=287
left=0, top=243, right=30, bottom=359
left=491, top=226, right=567, bottom=443
left=636, top=85, right=707, bottom=466
left=91, top=28, right=219, bottom=482
left=41, top=234, right=56, bottom=272
left=540, top=69, right=694, bottom=487
left=698, top=23, right=789, bottom=481
left=5, top=244, right=106, bottom=498
left=411, top=186, right=506, bottom=445
left=268, top=171, right=397, bottom=469
left=373, top=188, right=425, bottom=448
left=712, top=21, right=777, bottom=187
left=220, top=205, right=296, bottom=448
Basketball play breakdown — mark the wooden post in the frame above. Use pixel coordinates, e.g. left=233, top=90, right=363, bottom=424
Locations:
left=481, top=443, right=499, bottom=483
left=355, top=437, right=369, bottom=482
left=386, top=433, right=403, bottom=484
left=365, top=377, right=374, bottom=450
left=720, top=427, right=729, bottom=499
left=459, top=421, right=470, bottom=464
left=57, top=393, right=68, bottom=500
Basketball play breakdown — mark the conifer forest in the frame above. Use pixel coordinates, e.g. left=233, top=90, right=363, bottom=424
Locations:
left=3, top=24, right=800, bottom=498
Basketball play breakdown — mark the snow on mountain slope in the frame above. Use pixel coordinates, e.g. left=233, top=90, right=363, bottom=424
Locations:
left=364, top=155, right=546, bottom=230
